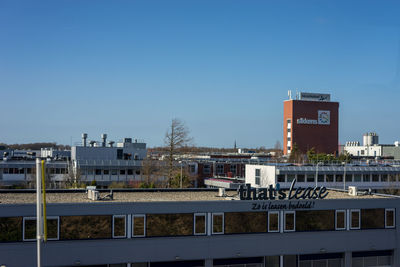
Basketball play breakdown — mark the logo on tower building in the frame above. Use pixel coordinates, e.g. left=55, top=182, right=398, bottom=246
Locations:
left=318, top=110, right=330, bottom=125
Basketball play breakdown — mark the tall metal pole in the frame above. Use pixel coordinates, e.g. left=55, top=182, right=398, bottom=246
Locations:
left=36, top=158, right=42, bottom=267
left=180, top=161, right=183, bottom=189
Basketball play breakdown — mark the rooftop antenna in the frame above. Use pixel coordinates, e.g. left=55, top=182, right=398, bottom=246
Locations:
left=288, top=90, right=292, bottom=100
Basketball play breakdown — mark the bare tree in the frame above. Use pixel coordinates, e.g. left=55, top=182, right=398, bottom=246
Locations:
left=164, top=118, right=193, bottom=187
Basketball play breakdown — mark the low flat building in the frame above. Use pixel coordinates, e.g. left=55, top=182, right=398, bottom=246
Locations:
left=0, top=188, right=399, bottom=266
left=245, top=164, right=400, bottom=190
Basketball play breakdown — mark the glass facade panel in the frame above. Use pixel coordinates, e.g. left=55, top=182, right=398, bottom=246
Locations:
left=213, top=213, right=224, bottom=234
left=265, top=256, right=280, bottom=267
left=113, top=216, right=126, bottom=238
left=146, top=214, right=193, bottom=237
left=133, top=215, right=145, bottom=237
left=194, top=214, right=206, bottom=235
left=0, top=217, right=22, bottom=242
left=336, top=211, right=346, bottom=230
left=297, top=174, right=305, bottom=182
left=277, top=175, right=285, bottom=183
left=284, top=212, right=295, bottom=232
left=60, top=215, right=112, bottom=240
left=306, top=174, right=315, bottom=182
left=326, top=175, right=334, bottom=182
left=268, top=212, right=279, bottom=232
left=287, top=174, right=296, bottom=183
left=296, top=210, right=335, bottom=231
left=354, top=174, right=361, bottom=182
left=24, top=218, right=58, bottom=240
left=386, top=209, right=395, bottom=228
left=351, top=210, right=360, bottom=229
left=361, top=209, right=385, bottom=229
left=225, top=212, right=267, bottom=234
left=336, top=174, right=343, bottom=182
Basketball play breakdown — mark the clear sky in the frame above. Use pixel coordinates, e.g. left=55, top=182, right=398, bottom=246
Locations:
left=1, top=0, right=400, bottom=148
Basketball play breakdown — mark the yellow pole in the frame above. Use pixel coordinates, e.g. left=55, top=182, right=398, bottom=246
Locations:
left=41, top=160, right=47, bottom=242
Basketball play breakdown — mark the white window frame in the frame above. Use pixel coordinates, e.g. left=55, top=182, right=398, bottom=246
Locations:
left=132, top=214, right=146, bottom=237
left=255, top=168, right=261, bottom=185
left=284, top=211, right=295, bottom=232
left=212, top=212, right=224, bottom=235
left=385, top=208, right=395, bottom=229
left=335, top=210, right=346, bottom=230
left=194, top=213, right=207, bottom=235
left=350, top=209, right=361, bottom=230
left=268, top=211, right=280, bottom=233
left=23, top=216, right=59, bottom=241
left=112, top=215, right=127, bottom=238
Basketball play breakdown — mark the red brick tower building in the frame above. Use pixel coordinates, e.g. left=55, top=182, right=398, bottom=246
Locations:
left=283, top=92, right=339, bottom=155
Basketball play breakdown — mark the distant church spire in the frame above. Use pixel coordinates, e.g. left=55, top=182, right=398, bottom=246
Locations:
left=234, top=140, right=237, bottom=149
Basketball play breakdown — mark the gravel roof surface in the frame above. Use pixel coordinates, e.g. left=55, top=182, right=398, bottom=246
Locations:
left=0, top=190, right=391, bottom=205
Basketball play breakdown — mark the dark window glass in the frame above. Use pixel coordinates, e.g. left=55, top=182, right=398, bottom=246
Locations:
left=268, top=212, right=279, bottom=232
left=203, top=165, right=211, bottom=174
left=363, top=174, right=370, bottom=182
left=127, top=169, right=133, bottom=175
left=354, top=174, right=361, bottom=182
left=277, top=175, right=285, bottom=183
left=26, top=168, right=32, bottom=174
left=317, top=175, right=324, bottom=182
left=95, top=169, right=101, bottom=175
left=284, top=212, right=295, bottom=231
left=386, top=210, right=395, bottom=228
left=146, top=214, right=193, bottom=237
left=133, top=215, right=145, bottom=237
left=0, top=217, right=22, bottom=242
left=372, top=175, right=380, bottom=182
left=287, top=174, right=295, bottom=183
left=60, top=215, right=112, bottom=240
left=351, top=210, right=360, bottom=229
left=194, top=214, right=206, bottom=235
left=336, top=174, right=343, bottom=182
left=224, top=212, right=267, bottom=234
left=306, top=174, right=315, bottom=182
left=382, top=174, right=388, bottom=182
left=345, top=174, right=352, bottom=182
left=296, top=210, right=335, bottom=231
left=24, top=218, right=58, bottom=240
left=326, top=175, right=334, bottom=182
left=336, top=211, right=346, bottom=230
left=297, top=174, right=305, bottom=182
left=361, top=209, right=385, bottom=229
left=265, top=256, right=280, bottom=267
left=103, top=169, right=109, bottom=175
left=113, top=216, right=126, bottom=238
left=120, top=169, right=125, bottom=175
left=213, top=214, right=224, bottom=234
left=117, top=149, right=123, bottom=159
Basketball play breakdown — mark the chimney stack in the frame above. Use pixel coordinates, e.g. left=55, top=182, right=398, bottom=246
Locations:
left=101, top=134, right=107, bottom=147
left=82, top=133, right=88, bottom=147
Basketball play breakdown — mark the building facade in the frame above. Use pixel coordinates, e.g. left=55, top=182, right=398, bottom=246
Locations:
left=284, top=92, right=339, bottom=155
left=0, top=189, right=399, bottom=267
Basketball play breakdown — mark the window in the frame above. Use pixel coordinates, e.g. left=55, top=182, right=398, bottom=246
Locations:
left=350, top=210, right=360, bottom=230
left=212, top=213, right=224, bottom=234
left=287, top=174, right=295, bottom=183
left=146, top=214, right=193, bottom=237
left=336, top=174, right=343, bottom=182
left=127, top=169, right=133, bottom=175
left=87, top=169, right=94, bottom=175
left=111, top=169, right=118, bottom=175
left=113, top=215, right=126, bottom=238
left=189, top=165, right=196, bottom=174
left=284, top=211, right=295, bottom=232
left=230, top=164, right=237, bottom=174
left=372, top=174, right=379, bottom=182
left=103, top=169, right=109, bottom=175
left=23, top=217, right=59, bottom=241
left=117, top=149, right=123, bottom=159
left=203, top=164, right=211, bottom=175
left=0, top=217, right=22, bottom=242
left=306, top=174, right=315, bottom=183
left=120, top=169, right=126, bottom=175
left=381, top=174, right=388, bottom=182
left=326, top=174, right=334, bottom=182
left=132, top=215, right=146, bottom=237
left=216, top=164, right=224, bottom=175
left=255, top=169, right=261, bottom=185
left=60, top=215, right=112, bottom=240
left=317, top=174, right=324, bottom=183
left=296, top=210, right=335, bottom=231
left=277, top=175, right=285, bottom=183
left=361, top=209, right=385, bottom=229
left=385, top=209, right=395, bottom=228
left=354, top=174, right=361, bottom=182
left=362, top=174, right=370, bottom=182
left=95, top=169, right=102, bottom=175
left=345, top=174, right=352, bottom=182
left=335, top=210, right=346, bottom=230
left=194, top=213, right=206, bottom=235
left=268, top=211, right=279, bottom=232
left=224, top=212, right=267, bottom=234
left=297, top=174, right=305, bottom=182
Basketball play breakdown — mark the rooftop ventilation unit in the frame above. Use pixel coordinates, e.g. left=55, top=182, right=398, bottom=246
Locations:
left=82, top=133, right=88, bottom=147
left=101, top=134, right=107, bottom=147
left=348, top=186, right=357, bottom=196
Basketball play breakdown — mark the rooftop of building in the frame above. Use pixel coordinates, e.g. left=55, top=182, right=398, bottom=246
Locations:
left=0, top=188, right=394, bottom=205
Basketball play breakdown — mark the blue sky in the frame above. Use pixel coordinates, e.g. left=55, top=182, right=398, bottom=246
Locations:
left=1, top=0, right=400, bottom=148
